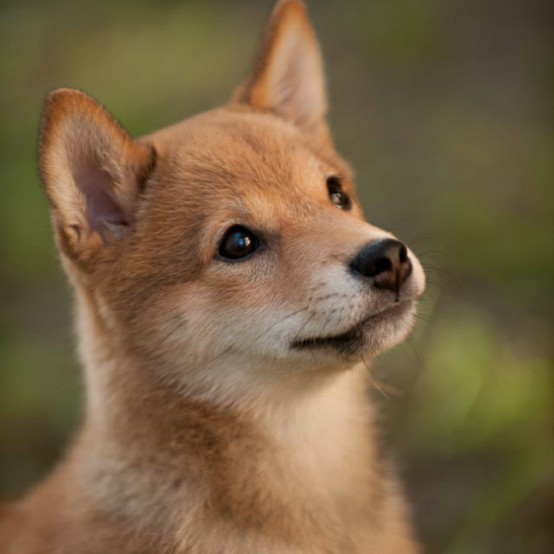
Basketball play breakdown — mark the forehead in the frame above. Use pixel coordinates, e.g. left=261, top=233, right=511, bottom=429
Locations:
left=146, top=108, right=349, bottom=211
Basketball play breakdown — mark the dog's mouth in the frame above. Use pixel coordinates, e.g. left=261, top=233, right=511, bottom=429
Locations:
left=291, top=300, right=414, bottom=353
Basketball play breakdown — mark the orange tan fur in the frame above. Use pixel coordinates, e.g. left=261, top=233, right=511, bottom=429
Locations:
left=0, top=1, right=425, bottom=552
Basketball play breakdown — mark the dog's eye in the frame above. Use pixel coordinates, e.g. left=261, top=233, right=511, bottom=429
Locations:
left=218, top=226, right=260, bottom=260
left=326, top=176, right=351, bottom=210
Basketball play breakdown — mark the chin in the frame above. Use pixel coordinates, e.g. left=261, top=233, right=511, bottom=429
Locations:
left=292, top=300, right=418, bottom=361
left=357, top=301, right=417, bottom=358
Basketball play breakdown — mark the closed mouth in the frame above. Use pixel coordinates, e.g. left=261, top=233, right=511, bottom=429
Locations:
left=291, top=301, right=412, bottom=351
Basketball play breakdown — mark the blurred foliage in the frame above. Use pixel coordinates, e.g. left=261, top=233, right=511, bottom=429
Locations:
left=0, top=0, right=552, bottom=552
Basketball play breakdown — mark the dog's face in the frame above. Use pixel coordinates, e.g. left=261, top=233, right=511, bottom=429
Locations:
left=39, top=1, right=424, bottom=399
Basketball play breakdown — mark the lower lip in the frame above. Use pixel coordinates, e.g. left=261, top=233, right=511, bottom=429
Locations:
left=292, top=301, right=413, bottom=351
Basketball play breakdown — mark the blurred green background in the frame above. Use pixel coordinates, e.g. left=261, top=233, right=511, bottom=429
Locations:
left=0, top=0, right=552, bottom=552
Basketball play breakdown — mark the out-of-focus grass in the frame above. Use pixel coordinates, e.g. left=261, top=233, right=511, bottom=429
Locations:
left=412, top=311, right=551, bottom=454
left=376, top=304, right=554, bottom=553
left=1, top=1, right=552, bottom=552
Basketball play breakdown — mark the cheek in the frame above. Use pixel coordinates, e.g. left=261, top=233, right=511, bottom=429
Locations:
left=130, top=274, right=286, bottom=363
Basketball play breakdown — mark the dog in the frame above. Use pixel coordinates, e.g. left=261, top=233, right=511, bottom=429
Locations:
left=0, top=1, right=425, bottom=552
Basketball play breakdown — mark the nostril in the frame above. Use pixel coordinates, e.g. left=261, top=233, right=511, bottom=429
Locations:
left=370, top=256, right=392, bottom=276
left=399, top=244, right=408, bottom=264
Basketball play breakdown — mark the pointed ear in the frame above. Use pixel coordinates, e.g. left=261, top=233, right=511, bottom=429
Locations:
left=39, top=88, right=156, bottom=267
left=233, top=0, right=328, bottom=139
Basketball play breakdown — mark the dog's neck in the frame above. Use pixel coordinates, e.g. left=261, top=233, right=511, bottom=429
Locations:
left=71, top=288, right=381, bottom=540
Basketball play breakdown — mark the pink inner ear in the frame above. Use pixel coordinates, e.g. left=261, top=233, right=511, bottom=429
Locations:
left=73, top=162, right=129, bottom=235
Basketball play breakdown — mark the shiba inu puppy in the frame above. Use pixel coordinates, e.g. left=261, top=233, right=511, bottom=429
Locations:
left=0, top=0, right=425, bottom=552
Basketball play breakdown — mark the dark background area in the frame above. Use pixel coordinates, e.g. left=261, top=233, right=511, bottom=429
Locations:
left=1, top=1, right=553, bottom=552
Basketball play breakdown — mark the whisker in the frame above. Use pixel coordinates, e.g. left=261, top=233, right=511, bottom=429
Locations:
left=405, top=334, right=424, bottom=368
left=199, top=304, right=313, bottom=368
left=313, top=132, right=334, bottom=160
left=362, top=357, right=390, bottom=401
left=413, top=312, right=433, bottom=324
left=156, top=315, right=189, bottom=348
left=202, top=345, right=234, bottom=368
left=251, top=305, right=312, bottom=344
left=292, top=311, right=316, bottom=343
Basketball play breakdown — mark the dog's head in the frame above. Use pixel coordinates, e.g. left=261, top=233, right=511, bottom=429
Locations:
left=39, top=0, right=424, bottom=401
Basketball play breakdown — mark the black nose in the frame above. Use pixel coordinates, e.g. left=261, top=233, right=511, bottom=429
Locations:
left=349, top=238, right=412, bottom=295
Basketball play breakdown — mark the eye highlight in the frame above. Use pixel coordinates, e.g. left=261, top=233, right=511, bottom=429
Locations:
left=326, top=176, right=351, bottom=210
left=218, top=225, right=260, bottom=260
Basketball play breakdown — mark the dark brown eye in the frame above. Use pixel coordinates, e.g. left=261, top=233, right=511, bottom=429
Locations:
left=326, top=176, right=351, bottom=210
left=218, top=226, right=260, bottom=260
